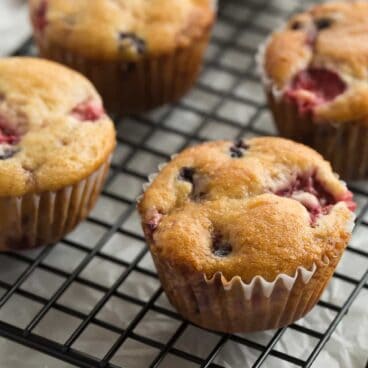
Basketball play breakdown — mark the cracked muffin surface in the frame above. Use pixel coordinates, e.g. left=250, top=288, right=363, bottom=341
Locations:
left=263, top=1, right=368, bottom=124
left=0, top=57, right=116, bottom=197
left=138, top=137, right=355, bottom=283
left=29, top=0, right=215, bottom=61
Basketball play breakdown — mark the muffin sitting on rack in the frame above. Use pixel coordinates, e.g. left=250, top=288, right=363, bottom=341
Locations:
left=0, top=57, right=116, bottom=251
left=259, top=1, right=368, bottom=180
left=29, top=0, right=216, bottom=115
left=138, top=137, right=356, bottom=333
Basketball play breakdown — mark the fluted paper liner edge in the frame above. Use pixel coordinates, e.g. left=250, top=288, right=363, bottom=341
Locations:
left=204, top=262, right=318, bottom=297
left=151, top=245, right=350, bottom=333
left=0, top=157, right=111, bottom=251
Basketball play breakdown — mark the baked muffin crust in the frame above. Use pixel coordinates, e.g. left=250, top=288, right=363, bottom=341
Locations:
left=263, top=1, right=368, bottom=124
left=139, top=138, right=355, bottom=283
left=29, top=0, right=215, bottom=61
left=0, top=57, right=115, bottom=197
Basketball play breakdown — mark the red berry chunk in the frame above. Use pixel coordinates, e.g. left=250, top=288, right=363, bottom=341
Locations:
left=338, top=191, right=357, bottom=213
left=274, top=173, right=355, bottom=225
left=145, top=210, right=162, bottom=239
left=71, top=100, right=105, bottom=122
left=0, top=129, right=18, bottom=145
left=34, top=0, right=48, bottom=33
left=0, top=115, right=20, bottom=145
left=0, top=114, right=21, bottom=159
left=286, top=68, right=346, bottom=114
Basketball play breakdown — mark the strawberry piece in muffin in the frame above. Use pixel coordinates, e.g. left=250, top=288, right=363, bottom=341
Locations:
left=286, top=69, right=346, bottom=114
left=33, top=0, right=48, bottom=33
left=274, top=172, right=355, bottom=225
left=71, top=99, right=105, bottom=122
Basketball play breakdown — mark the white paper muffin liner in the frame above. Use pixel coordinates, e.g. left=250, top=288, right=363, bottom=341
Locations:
left=153, top=253, right=332, bottom=333
left=137, top=156, right=355, bottom=333
left=256, top=36, right=368, bottom=180
left=0, top=158, right=111, bottom=251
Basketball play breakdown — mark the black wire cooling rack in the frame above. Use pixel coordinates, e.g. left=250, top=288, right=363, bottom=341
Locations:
left=0, top=0, right=367, bottom=367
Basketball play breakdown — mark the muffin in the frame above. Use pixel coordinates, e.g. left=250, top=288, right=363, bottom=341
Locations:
left=29, top=0, right=216, bottom=115
left=138, top=137, right=356, bottom=333
left=0, top=57, right=116, bottom=251
left=259, top=1, right=368, bottom=180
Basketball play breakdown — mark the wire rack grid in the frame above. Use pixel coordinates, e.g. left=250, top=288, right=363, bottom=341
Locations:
left=0, top=0, right=367, bottom=367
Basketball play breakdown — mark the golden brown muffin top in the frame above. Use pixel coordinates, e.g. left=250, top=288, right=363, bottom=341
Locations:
left=29, top=0, right=215, bottom=61
left=263, top=1, right=368, bottom=124
left=0, top=57, right=116, bottom=197
left=138, top=137, right=355, bottom=283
